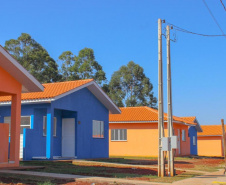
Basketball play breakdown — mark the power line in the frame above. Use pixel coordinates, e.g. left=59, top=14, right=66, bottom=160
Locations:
left=220, top=0, right=226, bottom=12
left=202, top=0, right=226, bottom=37
left=166, top=22, right=226, bottom=37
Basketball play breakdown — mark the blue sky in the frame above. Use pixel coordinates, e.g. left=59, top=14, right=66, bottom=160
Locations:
left=0, top=0, right=225, bottom=125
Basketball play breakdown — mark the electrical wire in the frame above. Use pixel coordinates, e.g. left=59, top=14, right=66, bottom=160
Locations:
left=166, top=22, right=226, bottom=37
left=202, top=0, right=226, bottom=37
left=220, top=0, right=226, bottom=11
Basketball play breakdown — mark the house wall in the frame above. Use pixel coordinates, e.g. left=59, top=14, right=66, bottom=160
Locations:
left=52, top=87, right=109, bottom=159
left=197, top=136, right=223, bottom=157
left=109, top=122, right=190, bottom=157
left=0, top=66, right=22, bottom=167
left=188, top=126, right=197, bottom=155
left=0, top=103, right=51, bottom=160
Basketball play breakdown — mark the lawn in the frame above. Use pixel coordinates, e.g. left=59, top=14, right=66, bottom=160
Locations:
left=1, top=157, right=222, bottom=184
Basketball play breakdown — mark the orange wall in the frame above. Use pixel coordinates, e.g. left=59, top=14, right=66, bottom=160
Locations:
left=0, top=124, right=9, bottom=163
left=0, top=66, right=22, bottom=168
left=197, top=136, right=223, bottom=157
left=109, top=122, right=190, bottom=157
left=0, top=66, right=21, bottom=95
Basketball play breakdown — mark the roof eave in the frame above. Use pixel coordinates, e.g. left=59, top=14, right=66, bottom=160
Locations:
left=0, top=46, right=44, bottom=93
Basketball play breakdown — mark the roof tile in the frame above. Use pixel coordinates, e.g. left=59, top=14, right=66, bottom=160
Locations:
left=0, top=79, right=93, bottom=102
left=198, top=125, right=226, bottom=136
left=109, top=106, right=196, bottom=125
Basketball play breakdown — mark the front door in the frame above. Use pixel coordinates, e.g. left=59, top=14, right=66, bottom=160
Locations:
left=62, top=118, right=75, bottom=157
left=177, top=129, right=181, bottom=154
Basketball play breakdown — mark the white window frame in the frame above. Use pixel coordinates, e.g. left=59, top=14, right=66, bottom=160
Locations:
left=92, top=120, right=104, bottom=138
left=193, top=136, right=196, bottom=145
left=182, top=129, right=186, bottom=141
left=111, top=129, right=127, bottom=141
left=4, top=116, right=31, bottom=136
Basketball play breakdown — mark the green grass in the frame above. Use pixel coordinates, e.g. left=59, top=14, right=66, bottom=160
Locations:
left=0, top=173, right=74, bottom=185
left=21, top=161, right=151, bottom=178
left=20, top=161, right=205, bottom=183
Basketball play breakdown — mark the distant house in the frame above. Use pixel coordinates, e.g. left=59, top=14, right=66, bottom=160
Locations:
left=0, top=79, right=120, bottom=160
left=109, top=106, right=197, bottom=157
left=181, top=117, right=202, bottom=155
left=0, top=46, right=43, bottom=167
left=197, top=125, right=225, bottom=157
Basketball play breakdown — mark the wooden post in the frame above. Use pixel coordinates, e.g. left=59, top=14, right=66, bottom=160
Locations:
left=221, top=119, right=226, bottom=175
left=158, top=18, right=165, bottom=177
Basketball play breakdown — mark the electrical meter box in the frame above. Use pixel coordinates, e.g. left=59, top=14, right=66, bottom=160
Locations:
left=171, top=136, right=178, bottom=149
left=162, top=137, right=169, bottom=151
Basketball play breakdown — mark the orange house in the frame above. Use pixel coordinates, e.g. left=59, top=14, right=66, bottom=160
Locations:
left=197, top=125, right=225, bottom=157
left=0, top=46, right=43, bottom=168
left=109, top=106, right=196, bottom=157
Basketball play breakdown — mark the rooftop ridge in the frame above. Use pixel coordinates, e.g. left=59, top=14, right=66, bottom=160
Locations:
left=42, top=79, right=93, bottom=86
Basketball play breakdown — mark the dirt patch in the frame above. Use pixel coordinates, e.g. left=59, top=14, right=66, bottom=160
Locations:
left=174, top=158, right=224, bottom=169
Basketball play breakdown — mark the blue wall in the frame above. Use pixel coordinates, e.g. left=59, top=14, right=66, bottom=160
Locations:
left=0, top=87, right=109, bottom=160
left=52, top=88, right=109, bottom=159
left=189, top=126, right=197, bottom=155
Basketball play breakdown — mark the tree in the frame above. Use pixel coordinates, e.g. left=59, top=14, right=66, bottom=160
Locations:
left=59, top=48, right=107, bottom=85
left=5, top=33, right=61, bottom=83
left=108, top=61, right=157, bottom=108
left=58, top=51, right=74, bottom=81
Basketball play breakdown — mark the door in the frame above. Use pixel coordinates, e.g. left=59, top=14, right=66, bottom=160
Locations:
left=177, top=129, right=181, bottom=154
left=62, top=118, right=75, bottom=157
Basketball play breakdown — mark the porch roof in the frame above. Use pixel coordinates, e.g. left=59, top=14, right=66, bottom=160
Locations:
left=0, top=46, right=44, bottom=93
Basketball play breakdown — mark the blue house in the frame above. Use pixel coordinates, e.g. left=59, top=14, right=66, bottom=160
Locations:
left=181, top=117, right=202, bottom=155
left=0, top=79, right=121, bottom=160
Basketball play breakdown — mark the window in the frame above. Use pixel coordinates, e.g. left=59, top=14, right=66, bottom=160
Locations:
left=111, top=129, right=127, bottom=141
left=53, top=117, right=57, bottom=137
left=21, top=117, right=31, bottom=134
left=43, top=116, right=57, bottom=137
left=182, top=130, right=186, bottom=141
left=43, top=116, right=47, bottom=136
left=4, top=116, right=31, bottom=135
left=193, top=136, right=196, bottom=145
left=92, top=120, right=104, bottom=138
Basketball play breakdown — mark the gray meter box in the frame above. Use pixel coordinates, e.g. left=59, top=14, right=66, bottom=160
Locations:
left=171, top=136, right=178, bottom=149
left=162, top=136, right=178, bottom=151
left=162, top=137, right=169, bottom=151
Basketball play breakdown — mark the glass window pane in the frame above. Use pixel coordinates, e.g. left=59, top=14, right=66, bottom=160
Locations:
left=111, top=129, right=115, bottom=140
left=43, top=116, right=47, bottom=136
left=120, top=129, right=123, bottom=140
left=21, top=117, right=30, bottom=126
left=101, top=121, right=104, bottom=138
left=115, top=129, right=118, bottom=140
left=53, top=117, right=57, bottom=136
left=124, top=129, right=127, bottom=140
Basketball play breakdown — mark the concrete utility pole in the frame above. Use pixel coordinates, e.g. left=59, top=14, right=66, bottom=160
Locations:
left=158, top=18, right=165, bottom=177
left=221, top=119, right=226, bottom=174
left=166, top=25, right=174, bottom=177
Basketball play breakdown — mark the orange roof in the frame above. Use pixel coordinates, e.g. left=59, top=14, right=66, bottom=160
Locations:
left=109, top=106, right=196, bottom=125
left=0, top=79, right=93, bottom=102
left=198, top=125, right=226, bottom=136
left=181, top=116, right=196, bottom=122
